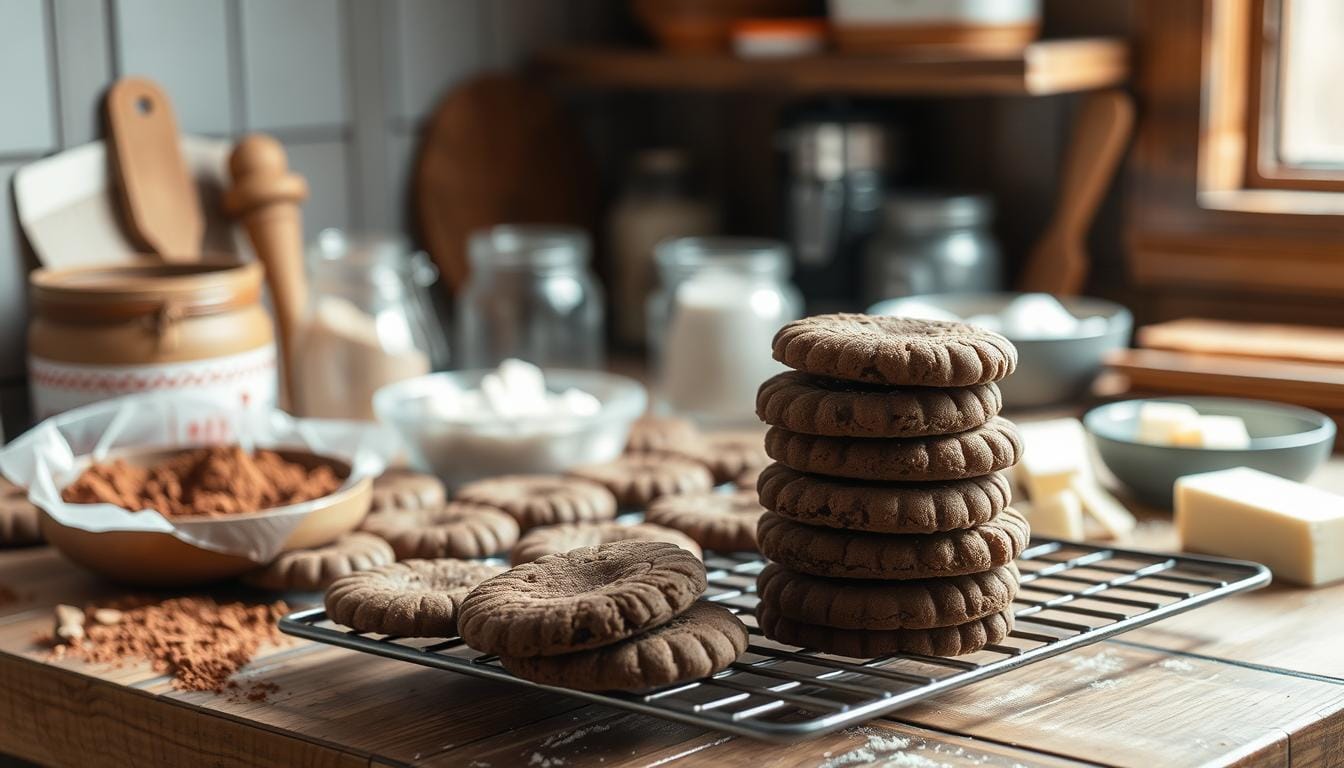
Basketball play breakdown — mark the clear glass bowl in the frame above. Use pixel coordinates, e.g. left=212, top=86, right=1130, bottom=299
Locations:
left=373, top=369, right=647, bottom=490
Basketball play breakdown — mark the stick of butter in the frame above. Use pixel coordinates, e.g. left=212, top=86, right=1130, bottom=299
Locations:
left=1068, top=476, right=1137, bottom=538
left=1175, top=467, right=1344, bottom=586
left=1017, top=418, right=1094, bottom=501
left=1136, top=401, right=1201, bottom=445
left=1018, top=491, right=1084, bottom=539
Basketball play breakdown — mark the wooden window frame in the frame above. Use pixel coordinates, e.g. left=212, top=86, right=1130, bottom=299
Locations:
left=1129, top=0, right=1344, bottom=300
left=1245, top=0, right=1344, bottom=192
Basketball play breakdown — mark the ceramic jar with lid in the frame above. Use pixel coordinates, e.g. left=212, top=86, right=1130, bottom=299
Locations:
left=27, top=261, right=277, bottom=418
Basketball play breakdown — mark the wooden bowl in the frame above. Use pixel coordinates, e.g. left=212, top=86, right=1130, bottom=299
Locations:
left=39, top=447, right=372, bottom=586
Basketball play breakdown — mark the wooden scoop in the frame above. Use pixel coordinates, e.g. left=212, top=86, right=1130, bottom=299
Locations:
left=224, top=134, right=310, bottom=404
left=1018, top=90, right=1134, bottom=295
left=105, top=77, right=204, bottom=261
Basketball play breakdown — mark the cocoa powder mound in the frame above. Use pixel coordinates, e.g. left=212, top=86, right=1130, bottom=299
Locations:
left=46, top=596, right=291, bottom=692
left=62, top=445, right=341, bottom=517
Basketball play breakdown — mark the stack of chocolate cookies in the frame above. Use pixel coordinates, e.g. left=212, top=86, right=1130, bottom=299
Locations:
left=752, top=315, right=1031, bottom=657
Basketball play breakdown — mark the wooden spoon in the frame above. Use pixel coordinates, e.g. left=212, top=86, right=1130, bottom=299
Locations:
left=1018, top=89, right=1134, bottom=295
left=105, top=77, right=204, bottom=261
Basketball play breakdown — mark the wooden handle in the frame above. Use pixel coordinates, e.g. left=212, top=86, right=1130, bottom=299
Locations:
left=1018, top=89, right=1134, bottom=295
left=224, top=134, right=310, bottom=408
left=105, top=77, right=204, bottom=261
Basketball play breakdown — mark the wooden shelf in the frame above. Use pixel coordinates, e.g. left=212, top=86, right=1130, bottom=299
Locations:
left=537, top=38, right=1129, bottom=97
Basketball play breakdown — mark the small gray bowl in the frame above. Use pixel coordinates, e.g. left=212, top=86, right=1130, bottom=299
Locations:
left=867, top=293, right=1132, bottom=408
left=1083, top=397, right=1336, bottom=508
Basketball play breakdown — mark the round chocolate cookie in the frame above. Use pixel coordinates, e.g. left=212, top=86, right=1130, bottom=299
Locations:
left=756, top=371, right=1002, bottom=438
left=756, top=602, right=1013, bottom=657
left=0, top=479, right=42, bottom=547
left=566, top=455, right=714, bottom=508
left=756, top=463, right=1011, bottom=533
left=500, top=602, right=748, bottom=691
left=756, top=508, right=1030, bottom=580
left=361, top=502, right=520, bottom=559
left=763, top=418, right=1021, bottom=482
left=455, top=475, right=617, bottom=530
left=734, top=464, right=764, bottom=491
left=370, top=469, right=446, bottom=514
left=511, top=521, right=702, bottom=565
left=244, top=532, right=396, bottom=591
left=673, top=431, right=769, bottom=485
left=325, top=558, right=505, bottom=637
left=458, top=540, right=707, bottom=657
left=772, top=314, right=1016, bottom=387
left=626, top=415, right=701, bottom=454
left=645, top=490, right=764, bottom=553
left=756, top=562, right=1019, bottom=630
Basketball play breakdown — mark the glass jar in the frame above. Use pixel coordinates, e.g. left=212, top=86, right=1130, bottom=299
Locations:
left=456, top=225, right=605, bottom=369
left=863, top=192, right=1003, bottom=307
left=294, top=230, right=448, bottom=420
left=649, top=237, right=803, bottom=427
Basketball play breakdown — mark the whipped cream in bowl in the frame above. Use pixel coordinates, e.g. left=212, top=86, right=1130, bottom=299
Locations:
left=373, top=360, right=647, bottom=490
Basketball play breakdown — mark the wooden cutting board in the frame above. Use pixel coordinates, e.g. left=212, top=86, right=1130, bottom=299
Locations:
left=1106, top=347, right=1344, bottom=411
left=1138, top=318, right=1344, bottom=365
left=413, top=74, right=597, bottom=295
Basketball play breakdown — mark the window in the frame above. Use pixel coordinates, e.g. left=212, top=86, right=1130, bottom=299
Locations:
left=1248, top=0, right=1344, bottom=190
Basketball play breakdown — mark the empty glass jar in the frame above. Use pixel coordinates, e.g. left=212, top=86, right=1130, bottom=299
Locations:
left=455, top=226, right=605, bottom=369
left=863, top=192, right=1003, bottom=306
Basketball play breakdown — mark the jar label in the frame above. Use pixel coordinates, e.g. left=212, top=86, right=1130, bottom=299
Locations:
left=29, top=344, right=279, bottom=419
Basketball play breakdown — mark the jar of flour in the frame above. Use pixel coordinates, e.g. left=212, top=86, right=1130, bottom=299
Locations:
left=649, top=237, right=802, bottom=426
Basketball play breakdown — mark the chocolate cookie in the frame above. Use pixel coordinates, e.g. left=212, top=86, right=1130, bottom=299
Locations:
left=458, top=541, right=707, bottom=657
left=673, top=431, right=769, bottom=485
left=772, top=314, right=1016, bottom=387
left=756, top=508, right=1030, bottom=580
left=243, top=532, right=396, bottom=591
left=566, top=455, right=714, bottom=508
left=0, top=479, right=42, bottom=547
left=756, top=463, right=1011, bottom=533
left=455, top=475, right=617, bottom=530
left=626, top=415, right=701, bottom=454
left=734, top=464, right=764, bottom=491
left=756, top=562, right=1019, bottom=630
left=511, top=521, right=702, bottom=565
left=325, top=558, right=505, bottom=637
left=370, top=469, right=446, bottom=513
left=500, top=602, right=748, bottom=691
left=644, top=490, right=764, bottom=553
left=763, top=418, right=1021, bottom=482
left=361, top=502, right=520, bottom=559
left=756, top=602, right=1013, bottom=657
left=756, top=371, right=1002, bottom=438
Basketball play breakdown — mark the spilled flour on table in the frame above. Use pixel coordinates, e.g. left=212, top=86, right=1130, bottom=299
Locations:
left=540, top=724, right=611, bottom=749
left=1066, top=648, right=1124, bottom=677
left=817, top=728, right=957, bottom=768
left=1158, top=658, right=1196, bottom=673
left=528, top=754, right=564, bottom=767
left=1089, top=678, right=1123, bottom=691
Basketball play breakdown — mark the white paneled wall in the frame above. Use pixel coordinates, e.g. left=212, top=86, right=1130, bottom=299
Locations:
left=0, top=0, right=596, bottom=433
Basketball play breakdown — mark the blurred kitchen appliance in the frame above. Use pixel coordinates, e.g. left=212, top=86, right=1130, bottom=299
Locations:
left=608, top=149, right=717, bottom=349
left=782, top=115, right=888, bottom=310
left=862, top=191, right=1002, bottom=306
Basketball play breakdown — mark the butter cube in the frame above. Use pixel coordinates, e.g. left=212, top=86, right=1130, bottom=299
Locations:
left=1019, top=490, right=1084, bottom=539
left=1017, top=418, right=1094, bottom=501
left=1192, top=415, right=1251, bottom=449
left=1069, top=476, right=1137, bottom=538
left=1137, top=402, right=1200, bottom=446
left=1176, top=467, right=1344, bottom=586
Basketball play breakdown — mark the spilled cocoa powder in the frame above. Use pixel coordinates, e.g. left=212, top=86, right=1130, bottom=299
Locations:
left=44, top=596, right=292, bottom=692
left=62, top=445, right=341, bottom=517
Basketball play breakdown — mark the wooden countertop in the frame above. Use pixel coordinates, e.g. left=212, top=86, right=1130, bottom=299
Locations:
left=1, top=464, right=1342, bottom=767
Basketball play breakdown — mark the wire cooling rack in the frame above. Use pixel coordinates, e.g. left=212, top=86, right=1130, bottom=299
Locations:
left=279, top=540, right=1269, bottom=743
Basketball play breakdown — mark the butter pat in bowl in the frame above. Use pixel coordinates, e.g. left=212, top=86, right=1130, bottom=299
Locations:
left=1083, top=397, right=1335, bottom=508
left=374, top=360, right=647, bottom=490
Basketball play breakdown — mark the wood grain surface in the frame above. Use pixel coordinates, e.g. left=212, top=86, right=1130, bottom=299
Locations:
left=2, top=461, right=1343, bottom=767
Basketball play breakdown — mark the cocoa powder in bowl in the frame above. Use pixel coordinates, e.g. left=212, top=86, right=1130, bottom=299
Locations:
left=62, top=445, right=341, bottom=517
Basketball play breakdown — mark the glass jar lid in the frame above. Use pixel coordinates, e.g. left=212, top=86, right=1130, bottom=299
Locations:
left=655, top=236, right=791, bottom=278
left=468, top=225, right=591, bottom=270
left=883, top=192, right=993, bottom=233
